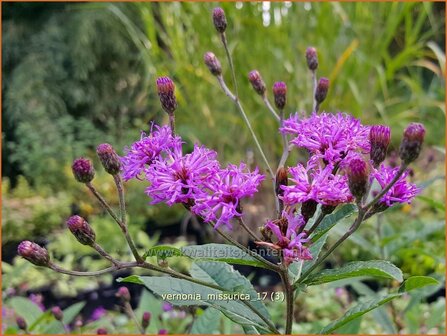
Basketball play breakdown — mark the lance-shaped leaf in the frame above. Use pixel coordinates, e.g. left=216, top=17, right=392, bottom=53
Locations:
left=304, top=260, right=403, bottom=285
left=320, top=293, right=402, bottom=334
left=399, top=276, right=439, bottom=292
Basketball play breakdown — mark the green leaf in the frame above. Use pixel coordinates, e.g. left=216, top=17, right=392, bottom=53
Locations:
left=305, top=260, right=403, bottom=285
left=143, top=245, right=183, bottom=260
left=399, top=276, right=439, bottom=292
left=8, top=297, right=44, bottom=327
left=334, top=316, right=362, bottom=334
left=119, top=275, right=271, bottom=332
left=62, top=302, right=85, bottom=324
left=181, top=244, right=267, bottom=268
left=190, top=261, right=270, bottom=320
left=242, top=325, right=261, bottom=334
left=320, top=293, right=401, bottom=334
left=310, top=204, right=357, bottom=242
left=190, top=308, right=221, bottom=334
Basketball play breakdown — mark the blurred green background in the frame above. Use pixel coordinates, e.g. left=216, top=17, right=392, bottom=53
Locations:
left=2, top=1, right=445, bottom=334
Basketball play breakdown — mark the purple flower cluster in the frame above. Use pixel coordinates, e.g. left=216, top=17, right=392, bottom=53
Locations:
left=372, top=165, right=420, bottom=206
left=121, top=124, right=264, bottom=229
left=257, top=210, right=311, bottom=265
left=281, top=112, right=370, bottom=166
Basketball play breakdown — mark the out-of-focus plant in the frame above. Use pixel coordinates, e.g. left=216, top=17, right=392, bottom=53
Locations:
left=12, top=5, right=443, bottom=335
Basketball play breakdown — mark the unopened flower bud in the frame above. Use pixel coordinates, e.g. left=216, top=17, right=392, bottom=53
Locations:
left=248, top=70, right=266, bottom=96
left=212, top=7, right=227, bottom=33
left=306, top=47, right=318, bottom=71
left=156, top=77, right=177, bottom=114
left=116, top=286, right=131, bottom=302
left=204, top=52, right=222, bottom=76
left=51, top=306, right=63, bottom=321
left=97, top=328, right=108, bottom=335
left=273, top=82, right=287, bottom=110
left=66, top=215, right=96, bottom=246
left=96, top=143, right=121, bottom=175
left=369, top=125, right=391, bottom=167
left=72, top=158, right=95, bottom=184
left=399, top=123, right=425, bottom=164
left=16, top=316, right=27, bottom=331
left=275, top=167, right=288, bottom=196
left=17, top=241, right=50, bottom=267
left=301, top=200, right=318, bottom=222
left=158, top=329, right=168, bottom=335
left=315, top=77, right=329, bottom=104
left=142, top=311, right=151, bottom=330
left=347, top=158, right=369, bottom=200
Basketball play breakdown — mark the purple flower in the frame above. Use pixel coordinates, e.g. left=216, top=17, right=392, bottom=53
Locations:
left=29, top=294, right=45, bottom=311
left=90, top=307, right=107, bottom=321
left=281, top=164, right=353, bottom=207
left=121, top=124, right=182, bottom=181
left=162, top=302, right=173, bottom=312
left=371, top=165, right=420, bottom=206
left=257, top=210, right=311, bottom=265
left=145, top=144, right=220, bottom=206
left=192, top=163, right=265, bottom=229
left=280, top=112, right=370, bottom=165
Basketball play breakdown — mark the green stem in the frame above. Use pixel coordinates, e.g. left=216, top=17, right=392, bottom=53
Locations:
left=124, top=301, right=144, bottom=334
left=280, top=269, right=293, bottom=334
left=220, top=32, right=239, bottom=100
left=237, top=217, right=261, bottom=241
left=92, top=242, right=120, bottom=266
left=113, top=175, right=144, bottom=263
left=262, top=95, right=280, bottom=121
left=306, top=212, right=326, bottom=236
left=86, top=182, right=122, bottom=227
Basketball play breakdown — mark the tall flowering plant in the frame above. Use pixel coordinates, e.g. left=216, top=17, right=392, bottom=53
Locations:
left=18, top=8, right=430, bottom=335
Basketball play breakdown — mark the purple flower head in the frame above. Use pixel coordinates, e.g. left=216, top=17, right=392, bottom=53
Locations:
left=90, top=307, right=107, bottom=322
left=346, top=157, right=369, bottom=200
left=18, top=241, right=50, bottom=267
left=305, top=47, right=318, bottom=71
left=29, top=293, right=45, bottom=311
left=142, top=311, right=151, bottom=330
left=399, top=122, right=426, bottom=164
left=315, top=77, right=329, bottom=104
left=158, top=329, right=168, bottom=335
left=369, top=125, right=391, bottom=166
left=204, top=52, right=222, bottom=76
left=281, top=164, right=353, bottom=207
left=51, top=306, right=63, bottom=321
left=280, top=112, right=370, bottom=166
left=273, top=82, right=287, bottom=110
left=156, top=76, right=177, bottom=114
left=372, top=165, right=420, bottom=206
left=162, top=302, right=173, bottom=312
left=212, top=7, right=227, bottom=33
left=257, top=210, right=311, bottom=265
left=96, top=143, right=121, bottom=175
left=72, top=157, right=95, bottom=183
left=192, top=163, right=265, bottom=229
left=121, top=124, right=182, bottom=181
left=248, top=70, right=266, bottom=96
left=146, top=144, right=220, bottom=206
left=66, top=215, right=96, bottom=246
